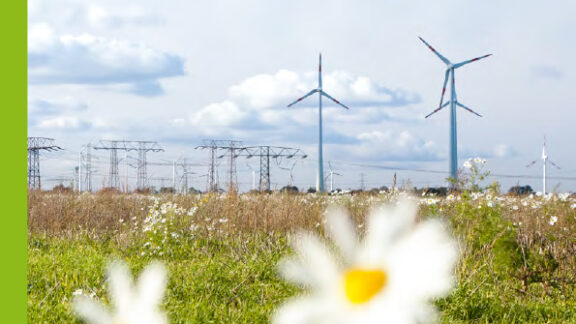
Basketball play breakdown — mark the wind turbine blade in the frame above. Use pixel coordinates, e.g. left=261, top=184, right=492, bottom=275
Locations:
left=333, top=172, right=342, bottom=176
left=548, top=160, right=561, bottom=169
left=526, top=160, right=537, bottom=168
left=321, top=91, right=349, bottom=109
left=287, top=89, right=318, bottom=107
left=418, top=36, right=451, bottom=65
left=438, top=69, right=450, bottom=109
left=455, top=102, right=483, bottom=117
left=453, top=54, right=492, bottom=69
left=425, top=101, right=450, bottom=118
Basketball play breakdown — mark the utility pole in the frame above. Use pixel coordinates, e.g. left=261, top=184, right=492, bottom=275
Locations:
left=360, top=172, right=366, bottom=191
left=27, top=137, right=62, bottom=190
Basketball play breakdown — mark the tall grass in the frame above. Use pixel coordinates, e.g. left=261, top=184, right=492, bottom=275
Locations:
left=28, top=191, right=576, bottom=323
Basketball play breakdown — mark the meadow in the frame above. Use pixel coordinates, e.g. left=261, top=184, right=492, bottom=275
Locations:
left=28, top=189, right=576, bottom=323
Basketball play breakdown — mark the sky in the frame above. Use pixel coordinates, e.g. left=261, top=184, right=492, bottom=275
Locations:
left=28, top=0, right=576, bottom=193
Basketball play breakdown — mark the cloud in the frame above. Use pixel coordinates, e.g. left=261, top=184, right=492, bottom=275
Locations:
left=492, top=144, right=517, bottom=158
left=28, top=96, right=89, bottom=126
left=37, top=116, right=92, bottom=130
left=188, top=69, right=420, bottom=133
left=532, top=65, right=564, bottom=79
left=228, top=69, right=420, bottom=109
left=28, top=24, right=185, bottom=95
left=28, top=96, right=87, bottom=116
left=28, top=0, right=161, bottom=30
left=346, top=130, right=443, bottom=162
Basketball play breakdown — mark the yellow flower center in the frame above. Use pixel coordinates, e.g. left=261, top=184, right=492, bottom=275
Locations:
left=344, top=268, right=387, bottom=304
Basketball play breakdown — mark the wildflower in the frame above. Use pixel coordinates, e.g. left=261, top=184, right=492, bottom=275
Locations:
left=73, top=289, right=84, bottom=296
left=274, top=200, right=458, bottom=324
left=446, top=194, right=455, bottom=201
left=426, top=198, right=436, bottom=205
left=473, top=157, right=482, bottom=164
left=73, top=261, right=168, bottom=324
left=549, top=216, right=558, bottom=226
left=487, top=201, right=494, bottom=208
left=571, top=203, right=576, bottom=210
left=512, top=205, right=519, bottom=211
left=463, top=160, right=472, bottom=169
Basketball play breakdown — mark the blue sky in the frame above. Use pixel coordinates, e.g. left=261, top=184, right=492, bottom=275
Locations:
left=28, top=0, right=576, bottom=192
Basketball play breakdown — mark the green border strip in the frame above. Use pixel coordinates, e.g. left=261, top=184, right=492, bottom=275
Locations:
left=0, top=0, right=26, bottom=322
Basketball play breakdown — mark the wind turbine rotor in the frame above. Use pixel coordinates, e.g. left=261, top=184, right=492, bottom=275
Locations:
left=287, top=89, right=318, bottom=107
left=453, top=54, right=492, bottom=69
left=418, top=36, right=451, bottom=65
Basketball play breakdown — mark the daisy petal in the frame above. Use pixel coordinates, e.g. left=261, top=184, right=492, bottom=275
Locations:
left=73, top=296, right=113, bottom=324
left=326, top=206, right=358, bottom=262
left=363, top=200, right=418, bottom=261
left=108, top=261, right=134, bottom=312
left=136, top=262, right=168, bottom=309
left=293, top=232, right=340, bottom=289
left=388, top=219, right=458, bottom=299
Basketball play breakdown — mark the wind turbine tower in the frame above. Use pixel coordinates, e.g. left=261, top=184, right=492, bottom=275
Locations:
left=419, top=37, right=491, bottom=188
left=287, top=54, right=349, bottom=192
left=526, top=138, right=560, bottom=196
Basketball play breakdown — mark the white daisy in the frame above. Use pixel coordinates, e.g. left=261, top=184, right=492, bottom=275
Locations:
left=463, top=160, right=472, bottom=169
left=73, top=261, right=168, bottom=324
left=549, top=216, right=558, bottom=226
left=274, top=199, right=458, bottom=324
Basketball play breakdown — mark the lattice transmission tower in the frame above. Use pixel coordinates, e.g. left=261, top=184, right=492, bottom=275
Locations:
left=195, top=140, right=243, bottom=192
left=27, top=137, right=62, bottom=190
left=239, top=146, right=307, bottom=191
left=93, top=140, right=163, bottom=190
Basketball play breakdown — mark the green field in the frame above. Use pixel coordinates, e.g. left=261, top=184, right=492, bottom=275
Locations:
left=28, top=191, right=576, bottom=323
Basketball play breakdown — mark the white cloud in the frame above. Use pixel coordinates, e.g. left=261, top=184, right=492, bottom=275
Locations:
left=28, top=96, right=87, bottom=115
left=350, top=130, right=442, bottom=161
left=493, top=144, right=517, bottom=158
left=188, top=69, right=420, bottom=135
left=28, top=0, right=160, bottom=30
left=228, top=69, right=420, bottom=110
left=85, top=4, right=160, bottom=29
left=190, top=101, right=249, bottom=127
left=28, top=24, right=184, bottom=95
left=37, top=116, right=92, bottom=130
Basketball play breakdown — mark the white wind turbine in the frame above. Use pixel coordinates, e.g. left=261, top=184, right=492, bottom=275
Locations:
left=287, top=54, right=349, bottom=193
left=526, top=138, right=560, bottom=196
left=324, top=162, right=342, bottom=193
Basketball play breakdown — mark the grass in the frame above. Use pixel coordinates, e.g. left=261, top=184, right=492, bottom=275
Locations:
left=28, top=191, right=576, bottom=323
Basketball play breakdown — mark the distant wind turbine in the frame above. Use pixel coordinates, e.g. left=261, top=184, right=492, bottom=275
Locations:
left=419, top=37, right=491, bottom=188
left=287, top=54, right=349, bottom=193
left=324, top=161, right=342, bottom=193
left=526, top=138, right=560, bottom=195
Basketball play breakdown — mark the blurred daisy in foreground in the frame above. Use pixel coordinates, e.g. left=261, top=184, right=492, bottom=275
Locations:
left=73, top=261, right=168, bottom=324
left=274, top=199, right=458, bottom=324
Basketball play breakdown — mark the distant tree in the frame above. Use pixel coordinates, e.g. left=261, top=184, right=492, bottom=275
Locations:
left=420, top=187, right=448, bottom=196
left=188, top=187, right=202, bottom=194
left=51, top=184, right=72, bottom=193
left=307, top=187, right=317, bottom=194
left=159, top=187, right=175, bottom=194
left=281, top=186, right=299, bottom=194
left=508, top=185, right=534, bottom=196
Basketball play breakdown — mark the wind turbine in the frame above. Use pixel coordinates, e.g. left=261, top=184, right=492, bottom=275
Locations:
left=419, top=37, right=491, bottom=188
left=324, top=161, right=342, bottom=193
left=287, top=53, right=349, bottom=193
left=526, top=138, right=560, bottom=196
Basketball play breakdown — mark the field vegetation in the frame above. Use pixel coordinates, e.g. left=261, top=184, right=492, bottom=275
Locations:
left=28, top=187, right=576, bottom=323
